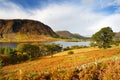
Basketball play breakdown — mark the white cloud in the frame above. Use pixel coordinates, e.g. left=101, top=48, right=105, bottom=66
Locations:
left=0, top=1, right=29, bottom=19
left=29, top=3, right=106, bottom=36
left=0, top=0, right=120, bottom=37
left=89, top=14, right=120, bottom=33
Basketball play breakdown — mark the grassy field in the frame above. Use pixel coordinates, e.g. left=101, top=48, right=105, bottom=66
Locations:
left=0, top=46, right=120, bottom=80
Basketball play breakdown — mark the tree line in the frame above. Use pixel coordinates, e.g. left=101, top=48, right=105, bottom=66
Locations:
left=0, top=43, right=62, bottom=67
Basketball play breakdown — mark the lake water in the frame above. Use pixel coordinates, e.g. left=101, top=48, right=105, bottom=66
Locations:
left=0, top=41, right=90, bottom=48
left=44, top=41, right=90, bottom=48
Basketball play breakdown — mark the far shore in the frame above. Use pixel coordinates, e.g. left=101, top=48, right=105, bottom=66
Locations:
left=0, top=38, right=90, bottom=43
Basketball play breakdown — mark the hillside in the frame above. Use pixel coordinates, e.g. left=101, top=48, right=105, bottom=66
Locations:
left=0, top=46, right=120, bottom=80
left=115, top=32, right=120, bottom=38
left=0, top=19, right=58, bottom=42
left=56, top=30, right=85, bottom=39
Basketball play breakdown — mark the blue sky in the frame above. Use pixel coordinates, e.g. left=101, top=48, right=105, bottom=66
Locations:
left=10, top=0, right=80, bottom=8
left=0, top=0, right=120, bottom=36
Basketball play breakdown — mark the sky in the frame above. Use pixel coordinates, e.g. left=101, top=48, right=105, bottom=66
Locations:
left=0, top=0, right=120, bottom=36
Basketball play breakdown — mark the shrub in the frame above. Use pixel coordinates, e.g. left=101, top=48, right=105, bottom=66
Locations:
left=0, top=54, right=9, bottom=65
left=63, top=47, right=71, bottom=51
left=39, top=44, right=62, bottom=56
left=4, top=46, right=13, bottom=55
left=17, top=43, right=40, bottom=58
left=0, top=58, right=3, bottom=68
left=112, top=41, right=120, bottom=46
left=68, top=51, right=74, bottom=55
left=90, top=42, right=97, bottom=47
left=17, top=53, right=30, bottom=62
left=0, top=47, right=4, bottom=54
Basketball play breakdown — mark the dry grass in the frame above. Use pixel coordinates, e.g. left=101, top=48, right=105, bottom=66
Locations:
left=53, top=47, right=99, bottom=56
left=0, top=35, right=58, bottom=42
left=0, top=46, right=120, bottom=79
left=78, top=59, right=120, bottom=80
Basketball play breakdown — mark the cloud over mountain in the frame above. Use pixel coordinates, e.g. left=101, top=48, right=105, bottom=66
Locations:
left=0, top=0, right=120, bottom=36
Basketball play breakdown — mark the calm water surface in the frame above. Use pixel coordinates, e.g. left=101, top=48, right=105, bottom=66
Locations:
left=0, top=41, right=90, bottom=48
left=44, top=41, right=90, bottom=48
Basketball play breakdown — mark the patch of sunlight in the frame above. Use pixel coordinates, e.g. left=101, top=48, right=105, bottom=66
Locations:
left=112, top=53, right=120, bottom=59
left=63, top=56, right=87, bottom=63
left=98, top=53, right=120, bottom=62
left=53, top=47, right=99, bottom=57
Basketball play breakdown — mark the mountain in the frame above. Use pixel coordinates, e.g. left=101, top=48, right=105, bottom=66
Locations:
left=72, top=33, right=86, bottom=39
left=55, top=30, right=86, bottom=39
left=115, top=32, right=120, bottom=38
left=0, top=19, right=58, bottom=40
left=56, top=31, right=74, bottom=38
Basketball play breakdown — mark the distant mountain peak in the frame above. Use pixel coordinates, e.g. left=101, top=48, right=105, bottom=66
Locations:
left=55, top=30, right=86, bottom=39
left=115, top=32, right=120, bottom=38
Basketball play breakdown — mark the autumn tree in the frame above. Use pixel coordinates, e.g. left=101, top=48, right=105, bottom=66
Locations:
left=91, top=27, right=114, bottom=49
left=17, top=43, right=40, bottom=58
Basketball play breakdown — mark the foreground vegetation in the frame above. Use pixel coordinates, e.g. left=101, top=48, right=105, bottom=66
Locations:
left=0, top=43, right=62, bottom=66
left=0, top=45, right=120, bottom=80
left=73, top=58, right=120, bottom=80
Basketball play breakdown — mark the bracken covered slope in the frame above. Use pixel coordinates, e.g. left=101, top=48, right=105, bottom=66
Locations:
left=0, top=19, right=58, bottom=38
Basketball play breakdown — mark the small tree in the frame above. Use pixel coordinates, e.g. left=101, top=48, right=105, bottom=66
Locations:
left=40, top=44, right=62, bottom=56
left=17, top=43, right=40, bottom=58
left=91, top=27, right=114, bottom=49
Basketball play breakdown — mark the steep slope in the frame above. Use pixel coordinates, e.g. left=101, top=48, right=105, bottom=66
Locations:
left=56, top=30, right=86, bottom=39
left=0, top=19, right=58, bottom=39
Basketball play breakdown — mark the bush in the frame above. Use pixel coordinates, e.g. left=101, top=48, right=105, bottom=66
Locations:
left=17, top=43, right=40, bottom=58
left=0, top=54, right=9, bottom=65
left=0, top=47, right=4, bottom=54
left=112, top=41, right=120, bottom=46
left=17, top=53, right=30, bottom=62
left=0, top=58, right=3, bottom=68
left=9, top=54, right=18, bottom=64
left=64, top=45, right=88, bottom=51
left=39, top=44, right=62, bottom=56
left=90, top=42, right=97, bottom=47
left=68, top=51, right=74, bottom=55
left=63, top=47, right=71, bottom=51
left=4, top=46, right=13, bottom=55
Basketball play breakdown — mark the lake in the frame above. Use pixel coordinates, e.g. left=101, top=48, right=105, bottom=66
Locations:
left=0, top=41, right=90, bottom=48
left=44, top=41, right=90, bottom=48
